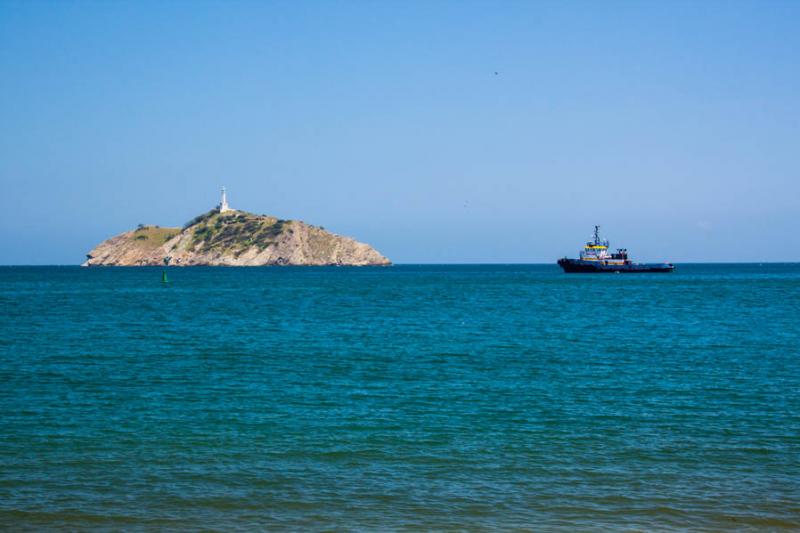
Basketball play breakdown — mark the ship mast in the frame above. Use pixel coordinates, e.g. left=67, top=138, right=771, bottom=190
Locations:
left=594, top=225, right=600, bottom=245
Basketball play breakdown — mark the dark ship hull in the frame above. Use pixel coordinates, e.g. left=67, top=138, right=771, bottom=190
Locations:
left=558, top=258, right=674, bottom=273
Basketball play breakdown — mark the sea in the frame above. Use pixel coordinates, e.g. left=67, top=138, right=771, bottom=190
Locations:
left=1, top=264, right=798, bottom=531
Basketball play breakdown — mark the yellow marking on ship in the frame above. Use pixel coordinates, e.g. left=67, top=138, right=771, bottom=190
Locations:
left=585, top=245, right=607, bottom=249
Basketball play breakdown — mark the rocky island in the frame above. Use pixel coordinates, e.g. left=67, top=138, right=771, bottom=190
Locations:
left=83, top=188, right=390, bottom=267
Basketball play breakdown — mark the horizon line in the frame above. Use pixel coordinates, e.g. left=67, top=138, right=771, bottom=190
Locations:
left=1, top=261, right=800, bottom=267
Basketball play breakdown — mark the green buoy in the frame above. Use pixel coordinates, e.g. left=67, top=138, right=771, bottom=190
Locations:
left=161, top=256, right=171, bottom=284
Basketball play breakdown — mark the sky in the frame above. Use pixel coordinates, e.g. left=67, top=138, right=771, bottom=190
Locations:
left=1, top=0, right=798, bottom=264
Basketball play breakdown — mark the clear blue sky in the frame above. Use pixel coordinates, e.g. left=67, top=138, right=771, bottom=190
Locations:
left=1, top=1, right=798, bottom=264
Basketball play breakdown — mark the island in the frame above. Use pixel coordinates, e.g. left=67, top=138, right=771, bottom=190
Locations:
left=82, top=188, right=390, bottom=267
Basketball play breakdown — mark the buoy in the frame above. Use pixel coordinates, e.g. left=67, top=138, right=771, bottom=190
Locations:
left=162, top=256, right=171, bottom=284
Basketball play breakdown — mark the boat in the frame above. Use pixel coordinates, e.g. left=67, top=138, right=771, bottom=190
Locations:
left=557, top=226, right=674, bottom=273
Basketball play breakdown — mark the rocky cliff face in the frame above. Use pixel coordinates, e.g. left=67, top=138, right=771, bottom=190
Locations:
left=83, top=210, right=390, bottom=266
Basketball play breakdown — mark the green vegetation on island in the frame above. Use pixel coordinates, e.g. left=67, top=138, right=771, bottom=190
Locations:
left=131, top=226, right=180, bottom=249
left=184, top=211, right=293, bottom=257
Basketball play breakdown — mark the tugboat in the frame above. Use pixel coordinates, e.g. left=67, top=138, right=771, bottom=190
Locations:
left=558, top=226, right=674, bottom=273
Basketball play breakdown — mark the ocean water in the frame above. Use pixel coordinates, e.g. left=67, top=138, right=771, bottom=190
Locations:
left=1, top=264, right=798, bottom=531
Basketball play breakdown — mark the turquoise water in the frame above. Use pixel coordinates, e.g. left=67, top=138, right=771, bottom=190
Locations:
left=1, top=264, right=799, bottom=530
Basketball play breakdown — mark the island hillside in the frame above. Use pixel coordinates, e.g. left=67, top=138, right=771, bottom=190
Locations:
left=83, top=209, right=390, bottom=266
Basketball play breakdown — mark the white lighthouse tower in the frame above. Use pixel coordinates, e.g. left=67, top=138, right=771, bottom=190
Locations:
left=218, top=186, right=231, bottom=213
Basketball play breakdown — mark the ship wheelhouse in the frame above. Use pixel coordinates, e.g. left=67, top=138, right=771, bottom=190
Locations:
left=578, top=227, right=628, bottom=265
left=578, top=226, right=610, bottom=261
left=579, top=244, right=609, bottom=261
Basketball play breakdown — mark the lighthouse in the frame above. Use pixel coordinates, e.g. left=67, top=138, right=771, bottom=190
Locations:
left=218, top=186, right=231, bottom=213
